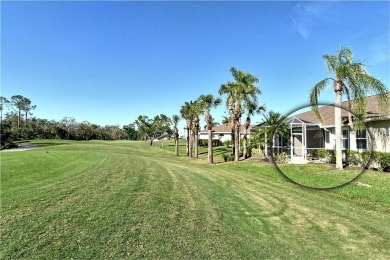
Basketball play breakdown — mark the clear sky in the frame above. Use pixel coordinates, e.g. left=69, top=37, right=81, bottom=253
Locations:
left=2, top=1, right=389, bottom=136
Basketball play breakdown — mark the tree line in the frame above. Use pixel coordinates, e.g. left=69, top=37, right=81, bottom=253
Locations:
left=0, top=95, right=176, bottom=148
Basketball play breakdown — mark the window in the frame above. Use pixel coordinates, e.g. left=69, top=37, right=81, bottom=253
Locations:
left=356, top=129, right=367, bottom=150
left=325, top=130, right=330, bottom=144
left=342, top=129, right=349, bottom=149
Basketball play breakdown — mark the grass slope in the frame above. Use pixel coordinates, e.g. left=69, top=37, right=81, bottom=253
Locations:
left=1, top=140, right=389, bottom=258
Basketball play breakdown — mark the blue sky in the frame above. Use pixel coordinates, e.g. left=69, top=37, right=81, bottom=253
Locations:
left=2, top=1, right=389, bottom=135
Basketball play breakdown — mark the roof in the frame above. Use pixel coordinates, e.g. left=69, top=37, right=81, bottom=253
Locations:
left=200, top=123, right=256, bottom=134
left=292, top=93, right=389, bottom=127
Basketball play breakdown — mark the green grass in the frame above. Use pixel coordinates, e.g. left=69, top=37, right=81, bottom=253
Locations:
left=277, top=163, right=363, bottom=189
left=1, top=140, right=390, bottom=258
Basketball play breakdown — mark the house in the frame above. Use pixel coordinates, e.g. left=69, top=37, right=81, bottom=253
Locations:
left=199, top=123, right=256, bottom=144
left=273, top=94, right=390, bottom=162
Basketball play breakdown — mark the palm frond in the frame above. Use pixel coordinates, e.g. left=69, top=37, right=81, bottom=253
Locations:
left=323, top=54, right=338, bottom=73
left=309, top=78, right=333, bottom=122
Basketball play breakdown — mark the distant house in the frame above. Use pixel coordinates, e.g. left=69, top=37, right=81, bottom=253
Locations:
left=199, top=123, right=256, bottom=144
left=272, top=94, right=390, bottom=162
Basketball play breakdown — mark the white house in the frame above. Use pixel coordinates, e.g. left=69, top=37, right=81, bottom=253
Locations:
left=199, top=123, right=256, bottom=144
left=273, top=94, right=390, bottom=162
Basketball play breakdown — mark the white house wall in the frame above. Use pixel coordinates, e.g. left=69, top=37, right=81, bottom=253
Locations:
left=322, top=121, right=390, bottom=153
left=199, top=132, right=252, bottom=143
left=367, top=120, right=390, bottom=153
left=324, top=128, right=335, bottom=150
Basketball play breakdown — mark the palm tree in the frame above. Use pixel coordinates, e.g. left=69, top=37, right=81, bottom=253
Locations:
left=171, top=114, right=180, bottom=156
left=198, top=94, right=222, bottom=164
left=310, top=47, right=388, bottom=169
left=180, top=101, right=196, bottom=157
left=191, top=99, right=204, bottom=159
left=242, top=102, right=266, bottom=159
left=219, top=67, right=261, bottom=161
left=260, top=111, right=290, bottom=151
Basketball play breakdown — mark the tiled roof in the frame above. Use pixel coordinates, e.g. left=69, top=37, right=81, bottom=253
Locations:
left=292, top=93, right=389, bottom=126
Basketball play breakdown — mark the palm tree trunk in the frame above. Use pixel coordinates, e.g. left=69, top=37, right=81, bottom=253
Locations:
left=186, top=124, right=190, bottom=156
left=175, top=134, right=179, bottom=156
left=335, top=90, right=343, bottom=170
left=189, top=130, right=193, bottom=157
left=234, top=122, right=240, bottom=161
left=243, top=128, right=248, bottom=159
left=18, top=109, right=21, bottom=129
left=194, top=130, right=199, bottom=158
left=208, top=129, right=213, bottom=164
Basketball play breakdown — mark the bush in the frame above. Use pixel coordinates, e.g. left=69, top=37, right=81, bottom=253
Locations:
left=373, top=152, right=390, bottom=172
left=346, top=150, right=363, bottom=167
left=221, top=152, right=234, bottom=162
left=326, top=150, right=336, bottom=163
left=379, top=153, right=390, bottom=172
left=251, top=148, right=266, bottom=160
left=362, top=151, right=371, bottom=168
left=224, top=140, right=232, bottom=148
left=344, top=150, right=389, bottom=172
left=318, top=149, right=327, bottom=159
left=275, top=152, right=289, bottom=163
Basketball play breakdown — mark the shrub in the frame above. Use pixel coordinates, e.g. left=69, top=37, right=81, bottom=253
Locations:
left=221, top=153, right=234, bottom=162
left=374, top=152, right=390, bottom=172
left=318, top=149, right=327, bottom=159
left=346, top=150, right=363, bottom=167
left=379, top=153, right=390, bottom=172
left=362, top=151, right=371, bottom=168
left=344, top=150, right=389, bottom=171
left=251, top=148, right=266, bottom=160
left=326, top=150, right=336, bottom=163
left=224, top=140, right=232, bottom=148
left=275, top=152, right=289, bottom=163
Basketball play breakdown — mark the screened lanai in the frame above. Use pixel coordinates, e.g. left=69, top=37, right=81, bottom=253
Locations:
left=272, top=117, right=324, bottom=161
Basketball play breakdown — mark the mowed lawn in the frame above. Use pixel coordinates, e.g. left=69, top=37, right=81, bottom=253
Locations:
left=1, top=140, right=390, bottom=258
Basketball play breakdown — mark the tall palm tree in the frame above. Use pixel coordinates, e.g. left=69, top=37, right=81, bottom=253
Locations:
left=191, top=99, right=204, bottom=159
left=310, top=47, right=388, bottom=169
left=198, top=94, right=222, bottom=164
left=219, top=67, right=261, bottom=161
left=180, top=101, right=195, bottom=157
left=171, top=114, right=180, bottom=156
left=242, top=102, right=266, bottom=159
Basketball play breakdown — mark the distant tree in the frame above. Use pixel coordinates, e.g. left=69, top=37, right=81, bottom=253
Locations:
left=0, top=96, right=9, bottom=126
left=61, top=116, right=76, bottom=140
left=134, top=115, right=153, bottom=140
left=171, top=114, right=180, bottom=156
left=152, top=114, right=172, bottom=139
left=198, top=94, right=222, bottom=164
left=310, top=47, right=389, bottom=169
left=180, top=101, right=196, bottom=157
left=21, top=97, right=36, bottom=127
left=242, top=102, right=266, bottom=159
left=123, top=124, right=138, bottom=140
left=191, top=99, right=205, bottom=159
left=10, top=95, right=25, bottom=129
